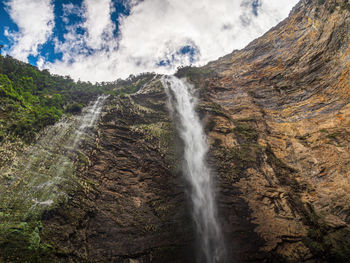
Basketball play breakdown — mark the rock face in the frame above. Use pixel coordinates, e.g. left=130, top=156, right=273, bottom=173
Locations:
left=2, top=0, right=350, bottom=262
left=195, top=0, right=350, bottom=261
left=39, top=80, right=196, bottom=262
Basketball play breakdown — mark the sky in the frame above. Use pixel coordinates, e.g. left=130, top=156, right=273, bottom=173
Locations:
left=0, top=0, right=299, bottom=82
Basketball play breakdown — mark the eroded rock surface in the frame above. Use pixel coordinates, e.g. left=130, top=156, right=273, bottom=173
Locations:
left=190, top=0, right=350, bottom=261
left=40, top=79, right=195, bottom=262
left=2, top=0, right=350, bottom=262
left=37, top=0, right=350, bottom=261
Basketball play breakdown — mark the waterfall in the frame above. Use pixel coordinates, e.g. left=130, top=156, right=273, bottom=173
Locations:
left=161, top=76, right=225, bottom=263
left=0, top=95, right=108, bottom=224
left=72, top=95, right=108, bottom=148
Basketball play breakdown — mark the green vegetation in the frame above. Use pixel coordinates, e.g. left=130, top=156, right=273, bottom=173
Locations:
left=214, top=143, right=263, bottom=183
left=109, top=74, right=154, bottom=96
left=0, top=220, right=55, bottom=262
left=0, top=54, right=154, bottom=143
left=212, top=119, right=262, bottom=182
left=233, top=122, right=258, bottom=143
left=0, top=55, right=104, bottom=142
left=200, top=103, right=230, bottom=118
left=319, top=128, right=342, bottom=144
left=65, top=102, right=83, bottom=114
left=175, top=65, right=214, bottom=81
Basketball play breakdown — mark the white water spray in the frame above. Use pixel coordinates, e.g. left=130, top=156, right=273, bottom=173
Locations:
left=0, top=95, right=108, bottom=223
left=162, top=76, right=225, bottom=263
left=72, top=95, right=108, bottom=148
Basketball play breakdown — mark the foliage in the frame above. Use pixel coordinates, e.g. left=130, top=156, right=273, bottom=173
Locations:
left=109, top=73, right=155, bottom=96
left=233, top=122, right=259, bottom=143
left=175, top=65, right=214, bottom=81
left=0, top=221, right=55, bottom=262
left=65, top=102, right=83, bottom=114
left=0, top=54, right=155, bottom=142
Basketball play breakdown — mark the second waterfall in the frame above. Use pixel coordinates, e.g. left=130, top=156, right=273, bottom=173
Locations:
left=162, top=76, right=226, bottom=263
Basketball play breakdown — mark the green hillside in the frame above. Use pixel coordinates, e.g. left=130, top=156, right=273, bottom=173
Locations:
left=0, top=54, right=154, bottom=142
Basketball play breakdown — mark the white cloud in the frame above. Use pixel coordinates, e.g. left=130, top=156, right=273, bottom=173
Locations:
left=4, top=0, right=54, bottom=61
left=82, top=0, right=116, bottom=50
left=6, top=0, right=299, bottom=82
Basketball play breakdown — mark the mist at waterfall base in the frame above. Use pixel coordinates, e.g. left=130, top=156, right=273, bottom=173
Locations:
left=162, top=76, right=226, bottom=263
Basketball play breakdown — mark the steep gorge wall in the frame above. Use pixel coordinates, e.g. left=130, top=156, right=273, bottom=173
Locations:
left=196, top=0, right=350, bottom=261
left=2, top=0, right=350, bottom=262
left=39, top=79, right=196, bottom=262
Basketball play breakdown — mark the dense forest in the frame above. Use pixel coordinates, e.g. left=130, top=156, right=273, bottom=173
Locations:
left=0, top=54, right=155, bottom=142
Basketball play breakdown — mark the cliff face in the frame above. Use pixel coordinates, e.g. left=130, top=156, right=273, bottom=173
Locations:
left=199, top=0, right=350, bottom=261
left=41, top=0, right=350, bottom=262
left=2, top=0, right=350, bottom=262
left=38, top=80, right=196, bottom=262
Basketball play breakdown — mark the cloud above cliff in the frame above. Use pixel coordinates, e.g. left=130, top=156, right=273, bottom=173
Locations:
left=2, top=0, right=299, bottom=82
left=4, top=0, right=55, bottom=61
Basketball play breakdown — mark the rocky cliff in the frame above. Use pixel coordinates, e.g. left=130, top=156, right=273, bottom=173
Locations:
left=1, top=0, right=350, bottom=262
left=201, top=0, right=350, bottom=261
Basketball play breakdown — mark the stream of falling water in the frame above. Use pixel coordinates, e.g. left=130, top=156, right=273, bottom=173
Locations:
left=162, top=76, right=225, bottom=263
left=72, top=95, right=108, bottom=148
left=0, top=95, right=108, bottom=224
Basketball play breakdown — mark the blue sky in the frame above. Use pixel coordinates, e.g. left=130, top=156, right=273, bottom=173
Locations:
left=0, top=2, right=14, bottom=49
left=1, top=0, right=130, bottom=65
left=0, top=0, right=299, bottom=82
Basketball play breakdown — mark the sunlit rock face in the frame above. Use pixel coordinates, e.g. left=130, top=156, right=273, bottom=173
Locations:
left=2, top=0, right=350, bottom=262
left=193, top=0, right=350, bottom=261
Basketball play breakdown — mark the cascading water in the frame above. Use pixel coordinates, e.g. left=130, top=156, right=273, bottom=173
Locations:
left=162, top=76, right=225, bottom=263
left=0, top=95, right=108, bottom=226
left=72, top=95, right=108, bottom=148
